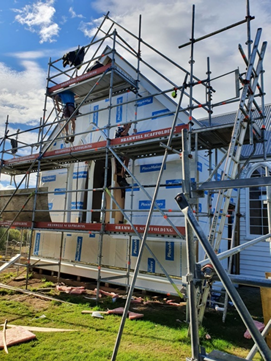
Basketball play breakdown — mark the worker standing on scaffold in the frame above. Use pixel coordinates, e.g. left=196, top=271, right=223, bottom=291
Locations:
left=54, top=90, right=77, bottom=143
left=115, top=122, right=132, bottom=187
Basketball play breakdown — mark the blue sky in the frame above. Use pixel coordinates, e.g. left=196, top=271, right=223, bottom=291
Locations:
left=0, top=0, right=271, bottom=188
left=0, top=1, right=96, bottom=69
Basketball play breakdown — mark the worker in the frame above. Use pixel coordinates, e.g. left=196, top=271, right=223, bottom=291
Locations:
left=115, top=122, right=132, bottom=187
left=87, top=60, right=103, bottom=72
left=54, top=90, right=77, bottom=143
left=62, top=46, right=85, bottom=68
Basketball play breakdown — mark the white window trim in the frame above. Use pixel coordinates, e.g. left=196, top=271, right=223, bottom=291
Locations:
left=245, top=162, right=271, bottom=239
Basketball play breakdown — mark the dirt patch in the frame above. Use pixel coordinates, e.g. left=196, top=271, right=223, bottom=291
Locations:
left=19, top=295, right=51, bottom=311
left=2, top=293, right=50, bottom=311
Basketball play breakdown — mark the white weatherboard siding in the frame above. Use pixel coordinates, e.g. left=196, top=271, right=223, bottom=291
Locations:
left=239, top=166, right=271, bottom=278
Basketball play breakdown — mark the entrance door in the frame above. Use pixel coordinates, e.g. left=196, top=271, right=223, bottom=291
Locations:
left=92, top=159, right=111, bottom=223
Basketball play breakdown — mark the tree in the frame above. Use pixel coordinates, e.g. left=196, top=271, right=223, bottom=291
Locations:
left=8, top=229, right=21, bottom=243
left=0, top=227, right=22, bottom=250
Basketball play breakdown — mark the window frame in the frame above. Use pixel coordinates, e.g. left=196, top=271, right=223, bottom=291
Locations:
left=246, top=164, right=271, bottom=238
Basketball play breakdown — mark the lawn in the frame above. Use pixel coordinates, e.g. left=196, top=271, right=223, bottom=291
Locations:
left=0, top=270, right=266, bottom=360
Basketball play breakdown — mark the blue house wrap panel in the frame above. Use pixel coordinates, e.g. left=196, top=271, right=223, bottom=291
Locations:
left=140, top=163, right=166, bottom=173
left=165, top=241, right=174, bottom=261
left=132, top=239, right=139, bottom=257
left=71, top=201, right=84, bottom=210
left=73, top=171, right=87, bottom=179
left=93, top=105, right=99, bottom=125
left=42, top=175, right=56, bottom=183
left=148, top=258, right=155, bottom=273
left=165, top=179, right=182, bottom=189
left=116, top=96, right=123, bottom=123
left=75, top=236, right=83, bottom=261
left=54, top=188, right=66, bottom=195
left=34, top=233, right=40, bottom=256
left=152, top=108, right=171, bottom=120
left=139, top=199, right=165, bottom=209
left=137, top=97, right=153, bottom=107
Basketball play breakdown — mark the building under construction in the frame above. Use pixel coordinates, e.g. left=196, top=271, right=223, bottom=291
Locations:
left=1, top=3, right=271, bottom=361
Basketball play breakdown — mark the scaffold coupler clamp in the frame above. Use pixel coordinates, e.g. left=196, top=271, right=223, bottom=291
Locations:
left=201, top=263, right=215, bottom=279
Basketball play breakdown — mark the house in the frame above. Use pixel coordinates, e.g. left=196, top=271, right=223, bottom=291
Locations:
left=0, top=15, right=268, bottom=299
left=29, top=47, right=241, bottom=295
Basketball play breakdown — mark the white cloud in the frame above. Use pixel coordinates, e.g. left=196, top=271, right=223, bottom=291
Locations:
left=69, top=7, right=84, bottom=19
left=80, top=0, right=271, bottom=115
left=8, top=50, right=51, bottom=60
left=13, top=0, right=60, bottom=43
left=0, top=61, right=46, bottom=137
left=0, top=182, right=16, bottom=190
left=0, top=173, right=37, bottom=189
left=60, top=15, right=68, bottom=25
left=79, top=18, right=102, bottom=38
left=39, top=23, right=59, bottom=43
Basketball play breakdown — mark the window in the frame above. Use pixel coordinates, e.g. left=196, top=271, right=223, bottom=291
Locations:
left=249, top=167, right=269, bottom=235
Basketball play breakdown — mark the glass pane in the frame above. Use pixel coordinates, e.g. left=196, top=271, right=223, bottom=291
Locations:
left=250, top=226, right=262, bottom=235
left=250, top=217, right=262, bottom=226
left=249, top=167, right=270, bottom=236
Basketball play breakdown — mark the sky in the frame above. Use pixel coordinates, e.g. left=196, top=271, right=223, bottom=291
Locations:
left=0, top=0, right=271, bottom=187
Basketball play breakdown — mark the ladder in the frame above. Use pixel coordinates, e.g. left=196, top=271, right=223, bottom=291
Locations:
left=198, top=28, right=267, bottom=324
left=208, top=28, right=266, bottom=252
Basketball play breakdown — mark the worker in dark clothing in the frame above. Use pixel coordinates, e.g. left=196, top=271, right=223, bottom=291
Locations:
left=115, top=122, right=131, bottom=187
left=62, top=46, right=85, bottom=68
left=54, top=90, right=77, bottom=143
left=87, top=60, right=104, bottom=72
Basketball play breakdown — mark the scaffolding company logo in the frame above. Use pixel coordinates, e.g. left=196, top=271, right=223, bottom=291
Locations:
left=165, top=241, right=174, bottom=261
left=197, top=162, right=202, bottom=172
left=42, top=175, right=56, bottom=183
left=140, top=163, right=165, bottom=173
left=132, top=239, right=139, bottom=256
left=166, top=179, right=182, bottom=189
left=73, top=171, right=87, bottom=179
left=139, top=199, right=165, bottom=210
left=148, top=258, right=155, bottom=273
left=48, top=203, right=53, bottom=210
left=137, top=97, right=153, bottom=107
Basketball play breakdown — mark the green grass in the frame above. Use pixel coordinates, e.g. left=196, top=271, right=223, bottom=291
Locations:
left=0, top=282, right=266, bottom=360
left=0, top=271, right=17, bottom=282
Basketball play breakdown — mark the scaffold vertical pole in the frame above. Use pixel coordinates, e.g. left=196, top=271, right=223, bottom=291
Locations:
left=185, top=221, right=200, bottom=360
left=188, top=4, right=195, bottom=153
left=96, top=30, right=117, bottom=303
left=0, top=116, right=9, bottom=180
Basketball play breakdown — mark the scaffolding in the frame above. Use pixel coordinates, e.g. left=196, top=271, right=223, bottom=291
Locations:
left=1, top=2, right=271, bottom=360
